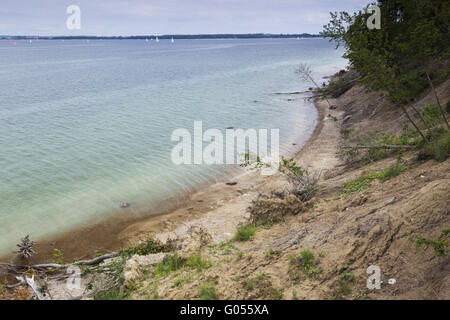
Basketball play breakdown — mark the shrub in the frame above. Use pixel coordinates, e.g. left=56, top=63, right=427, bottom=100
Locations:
left=419, top=130, right=450, bottom=162
left=233, top=224, right=257, bottom=241
left=120, top=238, right=174, bottom=258
left=153, top=254, right=183, bottom=277
left=185, top=254, right=212, bottom=271
left=198, top=282, right=218, bottom=300
left=279, top=157, right=320, bottom=201
left=409, top=229, right=450, bottom=256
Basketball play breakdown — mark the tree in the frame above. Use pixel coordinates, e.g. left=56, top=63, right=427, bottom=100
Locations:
left=322, top=0, right=450, bottom=140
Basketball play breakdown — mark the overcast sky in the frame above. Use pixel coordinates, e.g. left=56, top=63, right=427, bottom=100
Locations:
left=0, top=0, right=371, bottom=36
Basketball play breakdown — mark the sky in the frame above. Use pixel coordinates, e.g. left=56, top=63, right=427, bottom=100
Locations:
left=0, top=0, right=371, bottom=36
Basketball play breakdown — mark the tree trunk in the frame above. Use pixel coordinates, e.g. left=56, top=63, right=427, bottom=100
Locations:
left=426, top=72, right=450, bottom=130
left=399, top=104, right=426, bottom=141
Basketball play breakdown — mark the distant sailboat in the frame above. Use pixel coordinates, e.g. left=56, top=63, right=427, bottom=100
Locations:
left=171, top=37, right=174, bottom=43
left=29, top=39, right=32, bottom=44
left=145, top=38, right=149, bottom=42
left=155, top=36, right=159, bottom=43
left=297, top=37, right=300, bottom=40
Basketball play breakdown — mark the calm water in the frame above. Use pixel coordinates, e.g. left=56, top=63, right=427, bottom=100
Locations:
left=0, top=38, right=346, bottom=255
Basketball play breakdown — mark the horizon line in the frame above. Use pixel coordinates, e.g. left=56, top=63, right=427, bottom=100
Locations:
left=0, top=33, right=324, bottom=39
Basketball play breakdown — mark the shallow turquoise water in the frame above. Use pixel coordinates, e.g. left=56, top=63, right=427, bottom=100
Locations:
left=0, top=38, right=346, bottom=255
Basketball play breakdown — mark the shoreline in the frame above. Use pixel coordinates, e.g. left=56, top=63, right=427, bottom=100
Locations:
left=1, top=96, right=326, bottom=266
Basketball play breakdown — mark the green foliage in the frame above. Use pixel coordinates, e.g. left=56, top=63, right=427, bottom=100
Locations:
left=342, top=174, right=375, bottom=197
left=233, top=224, right=257, bottom=241
left=341, top=155, right=408, bottom=197
left=409, top=229, right=450, bottom=256
left=53, top=248, right=64, bottom=265
left=246, top=279, right=254, bottom=290
left=322, top=1, right=450, bottom=105
left=290, top=249, right=322, bottom=279
left=320, top=75, right=357, bottom=98
left=279, top=157, right=320, bottom=201
left=339, top=127, right=421, bottom=164
left=120, top=238, right=173, bottom=258
left=422, top=104, right=445, bottom=127
left=153, top=254, right=183, bottom=277
left=446, top=101, right=450, bottom=113
left=340, top=264, right=356, bottom=284
left=184, top=254, right=212, bottom=272
left=198, top=282, right=218, bottom=300
left=95, top=286, right=128, bottom=300
left=419, top=129, right=450, bottom=162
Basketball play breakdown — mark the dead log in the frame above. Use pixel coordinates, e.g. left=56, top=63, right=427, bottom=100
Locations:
left=341, top=145, right=413, bottom=150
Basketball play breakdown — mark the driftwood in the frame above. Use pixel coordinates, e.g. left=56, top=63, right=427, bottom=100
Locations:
left=0, top=252, right=119, bottom=274
left=342, top=145, right=413, bottom=150
left=275, top=91, right=310, bottom=95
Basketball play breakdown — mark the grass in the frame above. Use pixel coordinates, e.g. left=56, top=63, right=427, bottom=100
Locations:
left=184, top=254, right=212, bottom=271
left=120, top=238, right=173, bottom=258
left=341, top=156, right=409, bottom=198
left=341, top=174, right=375, bottom=197
left=153, top=254, right=183, bottom=277
left=246, top=279, right=254, bottom=290
left=419, top=129, right=450, bottom=162
left=340, top=264, right=356, bottom=284
left=198, top=282, right=218, bottom=300
left=409, top=229, right=450, bottom=256
left=233, top=224, right=257, bottom=241
left=289, top=249, right=322, bottom=279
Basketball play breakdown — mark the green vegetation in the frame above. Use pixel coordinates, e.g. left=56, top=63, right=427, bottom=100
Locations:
left=279, top=157, right=320, bottom=202
left=323, top=0, right=450, bottom=140
left=341, top=153, right=409, bottom=197
left=419, top=129, right=450, bottom=162
left=340, top=264, right=356, bottom=284
left=153, top=254, right=183, bottom=277
left=184, top=254, right=212, bottom=272
left=53, top=248, right=64, bottom=265
left=198, top=282, right=218, bottom=300
left=409, top=229, right=450, bottom=256
left=120, top=238, right=174, bottom=258
left=233, top=224, right=257, bottom=241
left=289, top=249, right=322, bottom=279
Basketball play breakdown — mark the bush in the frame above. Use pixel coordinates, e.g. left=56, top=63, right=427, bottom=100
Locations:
left=153, top=254, right=183, bottom=277
left=279, top=157, right=320, bottom=201
left=198, top=282, right=218, bottom=300
left=410, top=229, right=450, bottom=256
left=185, top=254, right=212, bottom=271
left=419, top=130, right=450, bottom=162
left=233, top=224, right=257, bottom=241
left=120, top=238, right=174, bottom=258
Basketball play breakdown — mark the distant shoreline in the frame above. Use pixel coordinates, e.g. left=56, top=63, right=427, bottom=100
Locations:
left=0, top=34, right=323, bottom=40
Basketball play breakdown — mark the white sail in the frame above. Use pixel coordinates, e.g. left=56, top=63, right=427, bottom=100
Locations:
left=171, top=37, right=174, bottom=43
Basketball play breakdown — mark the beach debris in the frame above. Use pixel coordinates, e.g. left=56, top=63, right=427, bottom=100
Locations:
left=120, top=202, right=130, bottom=208
left=329, top=105, right=337, bottom=110
left=292, top=143, right=297, bottom=146
left=14, top=235, right=36, bottom=259
left=226, top=126, right=234, bottom=129
left=226, top=181, right=237, bottom=186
